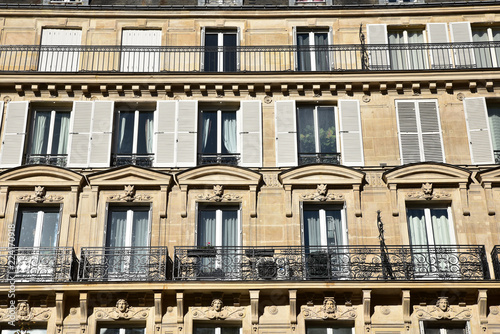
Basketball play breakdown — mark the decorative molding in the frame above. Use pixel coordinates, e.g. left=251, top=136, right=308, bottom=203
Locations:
left=301, top=297, right=356, bottom=320
left=250, top=290, right=260, bottom=326
left=289, top=290, right=297, bottom=326
left=0, top=302, right=51, bottom=322
left=17, top=186, right=64, bottom=203
left=301, top=184, right=344, bottom=202
left=414, top=297, right=472, bottom=321
left=191, top=299, right=245, bottom=320
left=406, top=183, right=450, bottom=200
left=402, top=290, right=411, bottom=331
left=197, top=185, right=242, bottom=202
left=154, top=292, right=162, bottom=333
left=363, top=290, right=371, bottom=333
left=478, top=290, right=487, bottom=332
left=95, top=299, right=149, bottom=320
left=263, top=174, right=281, bottom=188
left=109, top=185, right=152, bottom=202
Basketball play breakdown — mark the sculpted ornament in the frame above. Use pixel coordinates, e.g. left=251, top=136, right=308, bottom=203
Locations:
left=109, top=185, right=152, bottom=202
left=191, top=298, right=246, bottom=320
left=95, top=299, right=149, bottom=320
left=197, top=185, right=242, bottom=202
left=301, top=184, right=344, bottom=202
left=17, top=186, right=64, bottom=203
left=302, top=298, right=356, bottom=320
left=406, top=183, right=451, bottom=200
left=0, top=302, right=51, bottom=322
left=414, top=297, right=472, bottom=321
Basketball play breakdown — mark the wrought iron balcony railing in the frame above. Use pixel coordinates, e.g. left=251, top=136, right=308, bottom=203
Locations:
left=112, top=153, right=154, bottom=167
left=492, top=245, right=500, bottom=279
left=174, top=245, right=489, bottom=281
left=25, top=153, right=67, bottom=167
left=79, top=247, right=169, bottom=282
left=494, top=150, right=500, bottom=164
left=1, top=42, right=499, bottom=73
left=198, top=153, right=240, bottom=165
left=0, top=247, right=78, bottom=282
left=298, top=152, right=341, bottom=165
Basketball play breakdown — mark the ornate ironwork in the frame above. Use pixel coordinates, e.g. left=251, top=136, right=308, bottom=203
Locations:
left=492, top=245, right=500, bottom=279
left=174, top=245, right=489, bottom=281
left=494, top=150, right=500, bottom=164
left=112, top=153, right=154, bottom=167
left=298, top=153, right=341, bottom=165
left=198, top=153, right=240, bottom=166
left=0, top=247, right=78, bottom=282
left=25, top=154, right=67, bottom=167
left=204, top=0, right=240, bottom=4
left=79, top=247, right=169, bottom=282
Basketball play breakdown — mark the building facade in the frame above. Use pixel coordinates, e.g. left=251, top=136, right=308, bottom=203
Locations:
left=0, top=0, right=499, bottom=333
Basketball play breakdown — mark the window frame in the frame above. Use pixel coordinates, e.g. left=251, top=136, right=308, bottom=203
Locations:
left=195, top=203, right=242, bottom=248
left=419, top=320, right=471, bottom=334
left=15, top=205, right=62, bottom=248
left=472, top=26, right=500, bottom=68
left=387, top=27, right=428, bottom=70
left=28, top=107, right=71, bottom=158
left=193, top=324, right=243, bottom=334
left=202, top=28, right=239, bottom=72
left=301, top=203, right=348, bottom=247
left=406, top=205, right=456, bottom=246
left=294, top=28, right=333, bottom=72
left=98, top=325, right=146, bottom=334
left=104, top=205, right=152, bottom=248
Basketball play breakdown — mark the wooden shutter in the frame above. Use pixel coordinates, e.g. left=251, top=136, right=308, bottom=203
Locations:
left=0, top=101, right=29, bottom=167
left=121, top=30, right=161, bottom=72
left=338, top=100, right=364, bottom=166
left=450, top=22, right=475, bottom=68
left=396, top=101, right=421, bottom=164
left=366, top=24, right=389, bottom=70
left=463, top=97, right=494, bottom=164
left=39, top=29, right=82, bottom=72
left=176, top=100, right=198, bottom=167
left=240, top=100, right=262, bottom=167
left=418, top=100, right=444, bottom=163
left=426, top=23, right=452, bottom=69
left=67, top=101, right=93, bottom=167
left=154, top=101, right=177, bottom=167
left=89, top=101, right=114, bottom=168
left=275, top=100, right=298, bottom=167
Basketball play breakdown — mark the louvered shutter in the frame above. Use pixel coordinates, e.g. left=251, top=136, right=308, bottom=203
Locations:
left=89, top=101, right=114, bottom=167
left=463, top=97, right=494, bottom=164
left=239, top=100, right=262, bottom=167
left=366, top=24, right=389, bottom=70
left=67, top=101, right=93, bottom=167
left=418, top=100, right=444, bottom=163
left=275, top=100, right=298, bottom=167
left=338, top=100, right=364, bottom=166
left=176, top=100, right=198, bottom=167
left=396, top=101, right=421, bottom=164
left=121, top=30, right=162, bottom=72
left=450, top=22, right=475, bottom=68
left=154, top=101, right=177, bottom=167
left=0, top=101, right=29, bottom=167
left=39, top=29, right=82, bottom=72
left=427, top=23, right=452, bottom=69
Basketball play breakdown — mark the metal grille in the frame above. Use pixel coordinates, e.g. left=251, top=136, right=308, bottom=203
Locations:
left=298, top=153, right=341, bottom=165
left=112, top=154, right=154, bottom=167
left=198, top=153, right=240, bottom=165
left=25, top=154, right=67, bottom=167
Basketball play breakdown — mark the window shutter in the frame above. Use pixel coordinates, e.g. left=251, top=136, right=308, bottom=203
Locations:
left=89, top=101, right=114, bottom=168
left=418, top=100, right=444, bottom=163
left=450, top=22, right=475, bottom=67
left=154, top=101, right=177, bottom=167
left=426, top=23, right=452, bottom=69
left=0, top=101, right=29, bottom=167
left=39, top=29, right=82, bottom=72
left=463, top=97, right=494, bottom=164
left=239, top=100, right=262, bottom=167
left=176, top=100, right=198, bottom=167
left=366, top=24, right=389, bottom=70
left=338, top=100, right=364, bottom=166
left=396, top=101, right=421, bottom=164
left=275, top=100, right=298, bottom=167
left=121, top=30, right=161, bottom=72
left=67, top=101, right=93, bottom=167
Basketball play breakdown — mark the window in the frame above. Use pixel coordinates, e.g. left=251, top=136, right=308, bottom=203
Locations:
left=27, top=108, right=70, bottom=167
left=421, top=321, right=470, bottom=334
left=290, top=0, right=332, bottom=5
left=99, top=327, right=145, bottom=334
left=2, top=329, right=47, bottom=334
left=39, top=29, right=82, bottom=72
left=199, top=109, right=239, bottom=165
left=388, top=28, right=428, bottom=70
left=472, top=27, right=500, bottom=68
left=396, top=100, right=444, bottom=164
left=297, top=106, right=338, bottom=165
left=203, top=30, right=237, bottom=72
left=114, top=107, right=154, bottom=167
left=306, top=325, right=354, bottom=334
left=296, top=30, right=330, bottom=71
left=120, top=30, right=161, bottom=72
left=194, top=326, right=242, bottom=334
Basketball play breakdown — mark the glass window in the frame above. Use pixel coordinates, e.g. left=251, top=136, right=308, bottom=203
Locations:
left=487, top=102, right=500, bottom=160
left=16, top=207, right=60, bottom=248
left=296, top=30, right=329, bottom=71
left=114, top=109, right=154, bottom=166
left=199, top=110, right=238, bottom=165
left=194, top=326, right=242, bottom=334
left=106, top=207, right=150, bottom=248
left=388, top=28, right=427, bottom=70
left=303, top=205, right=347, bottom=247
left=99, top=328, right=145, bottom=334
left=204, top=30, right=237, bottom=72
left=2, top=329, right=47, bottom=334
left=472, top=27, right=500, bottom=68
left=407, top=207, right=454, bottom=246
left=422, top=321, right=469, bottom=334
left=306, top=325, right=354, bottom=334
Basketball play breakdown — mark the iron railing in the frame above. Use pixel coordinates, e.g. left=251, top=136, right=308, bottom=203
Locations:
left=0, top=247, right=78, bottom=282
left=494, top=150, right=500, bottom=164
left=198, top=153, right=241, bottom=165
left=0, top=42, right=499, bottom=73
left=79, top=247, right=169, bottom=282
left=174, top=245, right=489, bottom=281
left=112, top=153, right=154, bottom=167
left=25, top=153, right=67, bottom=167
left=492, top=245, right=500, bottom=279
left=298, top=152, right=341, bottom=165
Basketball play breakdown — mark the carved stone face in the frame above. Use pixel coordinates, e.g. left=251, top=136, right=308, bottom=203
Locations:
left=116, top=299, right=129, bottom=313
left=437, top=298, right=449, bottom=312
left=323, top=298, right=336, bottom=314
left=17, top=302, right=29, bottom=316
left=211, top=299, right=223, bottom=312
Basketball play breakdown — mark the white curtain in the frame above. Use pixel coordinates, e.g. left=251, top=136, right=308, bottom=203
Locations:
left=388, top=31, right=406, bottom=70
left=297, top=33, right=311, bottom=71
left=430, top=209, right=451, bottom=245
left=473, top=28, right=492, bottom=68
left=198, top=210, right=216, bottom=246
left=201, top=112, right=216, bottom=153
left=304, top=211, right=321, bottom=247
left=222, top=112, right=237, bottom=154
left=407, top=209, right=428, bottom=245
left=326, top=210, right=343, bottom=246
left=117, top=112, right=134, bottom=154
left=146, top=116, right=153, bottom=154
left=39, top=211, right=60, bottom=248
left=131, top=210, right=149, bottom=247
left=314, top=33, right=329, bottom=71
left=407, top=31, right=426, bottom=69
left=56, top=113, right=70, bottom=154
left=107, top=210, right=128, bottom=247
left=31, top=111, right=50, bottom=155
left=222, top=210, right=238, bottom=247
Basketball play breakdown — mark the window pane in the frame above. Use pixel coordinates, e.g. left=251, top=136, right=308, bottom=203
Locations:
left=221, top=328, right=241, bottom=334
left=131, top=210, right=149, bottom=247
left=306, top=328, right=328, bottom=334
left=137, top=111, right=154, bottom=154
left=201, top=112, right=218, bottom=154
left=31, top=111, right=51, bottom=155
left=222, top=209, right=238, bottom=247
left=125, top=329, right=145, bottom=334
left=430, top=208, right=451, bottom=245
left=204, top=34, right=219, bottom=72
left=304, top=210, right=321, bottom=247
left=223, top=33, right=237, bottom=72
left=297, top=106, right=316, bottom=153
left=100, top=329, right=120, bottom=334
left=325, top=210, right=343, bottom=246
left=297, top=33, right=312, bottom=71
left=317, top=107, right=336, bottom=153
left=3, top=330, right=47, bottom=334
left=488, top=104, right=500, bottom=151
left=314, top=33, right=329, bottom=71
left=16, top=210, right=38, bottom=247
left=198, top=210, right=217, bottom=246
left=194, top=329, right=215, bottom=334
left=334, top=329, right=353, bottom=334
left=106, top=210, right=128, bottom=247
left=407, top=209, right=428, bottom=245
left=51, top=112, right=70, bottom=155
left=39, top=211, right=60, bottom=247
left=221, top=112, right=237, bottom=154
left=116, top=112, right=135, bottom=154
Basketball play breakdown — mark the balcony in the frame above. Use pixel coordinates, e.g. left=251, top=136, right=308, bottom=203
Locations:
left=174, top=245, right=489, bottom=281
left=112, top=153, right=154, bottom=167
left=79, top=247, right=169, bottom=282
left=0, top=42, right=499, bottom=74
left=492, top=245, right=500, bottom=279
left=0, top=247, right=78, bottom=282
left=25, top=153, right=67, bottom=167
left=298, top=152, right=341, bottom=165
left=198, top=153, right=240, bottom=166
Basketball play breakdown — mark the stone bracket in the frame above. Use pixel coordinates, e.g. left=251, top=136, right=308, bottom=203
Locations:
left=484, top=182, right=495, bottom=215
left=250, top=289, right=260, bottom=326
left=80, top=292, right=88, bottom=333
left=459, top=182, right=470, bottom=216
left=285, top=184, right=292, bottom=217
left=154, top=291, right=162, bottom=333
left=363, top=290, right=371, bottom=333
left=0, top=186, right=8, bottom=218
left=56, top=292, right=64, bottom=333
left=478, top=289, right=487, bottom=331
left=289, top=290, right=297, bottom=326
left=402, top=290, right=410, bottom=331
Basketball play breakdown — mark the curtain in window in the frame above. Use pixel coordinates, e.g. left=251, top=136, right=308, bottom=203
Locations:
left=297, top=33, right=311, bottom=71
left=488, top=105, right=500, bottom=151
left=201, top=112, right=217, bottom=154
left=39, top=211, right=60, bottom=248
left=297, top=106, right=316, bottom=153
left=430, top=209, right=451, bottom=245
left=473, top=29, right=493, bottom=68
left=317, top=107, right=336, bottom=153
left=106, top=210, right=128, bottom=247
left=16, top=211, right=39, bottom=247
left=407, top=31, right=426, bottom=69
left=314, top=33, right=329, bottom=71
left=326, top=210, right=343, bottom=246
left=222, top=210, right=238, bottom=247
left=407, top=209, right=428, bottom=245
left=31, top=111, right=50, bottom=155
left=137, top=111, right=154, bottom=154
left=131, top=210, right=149, bottom=247
left=388, top=31, right=406, bottom=70
left=198, top=210, right=216, bottom=246
left=53, top=113, right=70, bottom=154
left=222, top=112, right=237, bottom=154
left=117, top=112, right=134, bottom=154
left=304, top=210, right=321, bottom=247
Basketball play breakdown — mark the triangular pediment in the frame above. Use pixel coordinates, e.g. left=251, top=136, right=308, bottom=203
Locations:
left=383, top=163, right=470, bottom=185
left=88, top=165, right=172, bottom=186
left=477, top=166, right=500, bottom=185
left=177, top=165, right=261, bottom=186
left=279, top=164, right=365, bottom=186
left=0, top=165, right=84, bottom=187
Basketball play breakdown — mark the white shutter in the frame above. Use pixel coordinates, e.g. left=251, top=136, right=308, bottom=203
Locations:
left=275, top=100, right=298, bottom=167
left=154, top=101, right=177, bottom=167
left=39, top=29, right=82, bottom=72
left=396, top=101, right=421, bottom=164
left=463, top=97, right=494, bottom=164
left=89, top=101, right=114, bottom=168
left=67, top=101, right=93, bottom=167
left=0, top=101, right=29, bottom=167
left=176, top=100, right=198, bottom=167
left=240, top=100, right=262, bottom=167
left=426, top=23, right=452, bottom=69
left=418, top=101, right=444, bottom=163
left=338, top=100, right=364, bottom=166
left=121, top=29, right=161, bottom=72
left=450, top=22, right=475, bottom=68
left=366, top=24, right=389, bottom=70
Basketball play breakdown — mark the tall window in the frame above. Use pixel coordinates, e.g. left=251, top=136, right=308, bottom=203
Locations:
left=472, top=27, right=500, bottom=68
left=100, top=328, right=145, bottom=334
left=16, top=207, right=60, bottom=249
left=306, top=325, right=354, bottom=334
left=27, top=109, right=70, bottom=166
left=421, top=321, right=470, bottom=334
left=204, top=30, right=237, bottom=72
left=2, top=329, right=47, bottom=334
left=388, top=28, right=427, bottom=70
left=120, top=29, right=162, bottom=72
left=488, top=102, right=500, bottom=162
left=114, top=109, right=154, bottom=166
left=199, top=110, right=238, bottom=165
left=194, top=326, right=242, bottom=334
left=297, top=106, right=338, bottom=165
left=296, top=30, right=330, bottom=71
left=39, top=29, right=82, bottom=72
